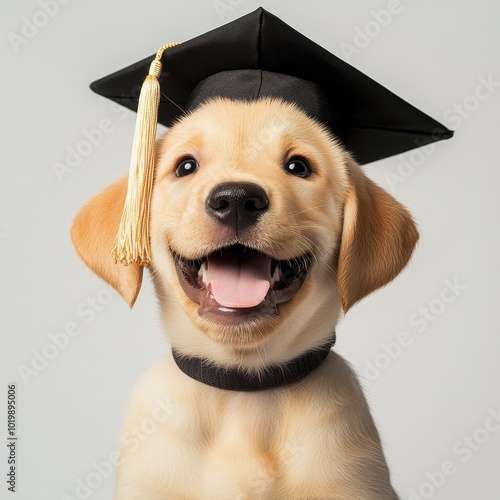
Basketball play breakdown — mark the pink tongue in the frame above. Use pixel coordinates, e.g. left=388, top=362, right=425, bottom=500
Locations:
left=207, top=251, right=271, bottom=308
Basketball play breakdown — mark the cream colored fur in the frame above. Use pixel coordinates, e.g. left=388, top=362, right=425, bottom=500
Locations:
left=71, top=99, right=418, bottom=499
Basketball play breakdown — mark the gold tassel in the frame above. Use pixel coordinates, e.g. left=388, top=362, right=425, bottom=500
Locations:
left=113, top=42, right=181, bottom=266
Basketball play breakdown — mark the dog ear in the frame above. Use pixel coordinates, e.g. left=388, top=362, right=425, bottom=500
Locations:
left=71, top=177, right=143, bottom=308
left=337, top=157, right=419, bottom=313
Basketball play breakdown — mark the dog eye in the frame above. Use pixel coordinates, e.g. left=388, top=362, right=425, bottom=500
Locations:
left=175, top=158, right=199, bottom=177
left=285, top=158, right=310, bottom=178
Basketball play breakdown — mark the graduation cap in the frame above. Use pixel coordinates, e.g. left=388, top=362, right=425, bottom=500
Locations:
left=90, top=7, right=453, bottom=266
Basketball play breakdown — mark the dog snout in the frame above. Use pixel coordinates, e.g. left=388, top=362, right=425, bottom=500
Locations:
left=205, top=182, right=269, bottom=231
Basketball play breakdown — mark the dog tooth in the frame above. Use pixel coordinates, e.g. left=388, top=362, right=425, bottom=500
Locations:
left=198, top=262, right=207, bottom=275
left=198, top=262, right=208, bottom=285
left=271, top=266, right=281, bottom=285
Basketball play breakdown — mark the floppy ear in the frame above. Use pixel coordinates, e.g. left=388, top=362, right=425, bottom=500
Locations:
left=337, top=157, right=419, bottom=313
left=71, top=177, right=143, bottom=308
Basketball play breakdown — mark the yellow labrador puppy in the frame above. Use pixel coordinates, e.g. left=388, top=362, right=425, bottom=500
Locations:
left=72, top=98, right=417, bottom=499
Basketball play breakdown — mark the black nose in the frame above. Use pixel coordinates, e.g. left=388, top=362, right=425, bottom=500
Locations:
left=206, top=182, right=269, bottom=231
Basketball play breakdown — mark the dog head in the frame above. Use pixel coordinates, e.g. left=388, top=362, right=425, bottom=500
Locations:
left=71, top=98, right=418, bottom=366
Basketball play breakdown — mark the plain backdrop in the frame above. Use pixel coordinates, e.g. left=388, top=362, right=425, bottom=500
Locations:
left=1, top=1, right=499, bottom=499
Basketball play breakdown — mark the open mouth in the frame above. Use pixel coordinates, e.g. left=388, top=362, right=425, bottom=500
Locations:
left=174, top=244, right=311, bottom=321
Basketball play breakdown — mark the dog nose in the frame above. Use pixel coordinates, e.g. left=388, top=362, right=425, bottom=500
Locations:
left=206, top=182, right=269, bottom=230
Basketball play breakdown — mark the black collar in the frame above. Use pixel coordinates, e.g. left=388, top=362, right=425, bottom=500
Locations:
left=171, top=333, right=335, bottom=392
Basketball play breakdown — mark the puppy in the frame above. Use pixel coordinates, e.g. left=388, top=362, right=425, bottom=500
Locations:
left=72, top=98, right=418, bottom=499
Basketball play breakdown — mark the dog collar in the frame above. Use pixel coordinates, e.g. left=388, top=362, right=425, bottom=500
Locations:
left=171, top=333, right=336, bottom=392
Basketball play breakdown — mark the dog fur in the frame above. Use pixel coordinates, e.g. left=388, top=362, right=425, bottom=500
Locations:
left=72, top=98, right=418, bottom=499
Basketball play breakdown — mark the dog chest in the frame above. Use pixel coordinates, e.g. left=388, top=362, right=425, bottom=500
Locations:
left=115, top=356, right=375, bottom=498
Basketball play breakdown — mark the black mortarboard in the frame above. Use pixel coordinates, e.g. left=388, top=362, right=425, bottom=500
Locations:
left=92, top=7, right=453, bottom=266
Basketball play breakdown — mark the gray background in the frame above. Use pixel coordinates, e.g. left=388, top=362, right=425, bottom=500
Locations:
left=1, top=1, right=499, bottom=499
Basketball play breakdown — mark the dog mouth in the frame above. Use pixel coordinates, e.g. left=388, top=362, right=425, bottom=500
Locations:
left=174, top=244, right=311, bottom=321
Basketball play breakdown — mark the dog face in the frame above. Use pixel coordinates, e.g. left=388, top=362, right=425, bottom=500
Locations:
left=150, top=99, right=347, bottom=347
left=71, top=98, right=418, bottom=365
